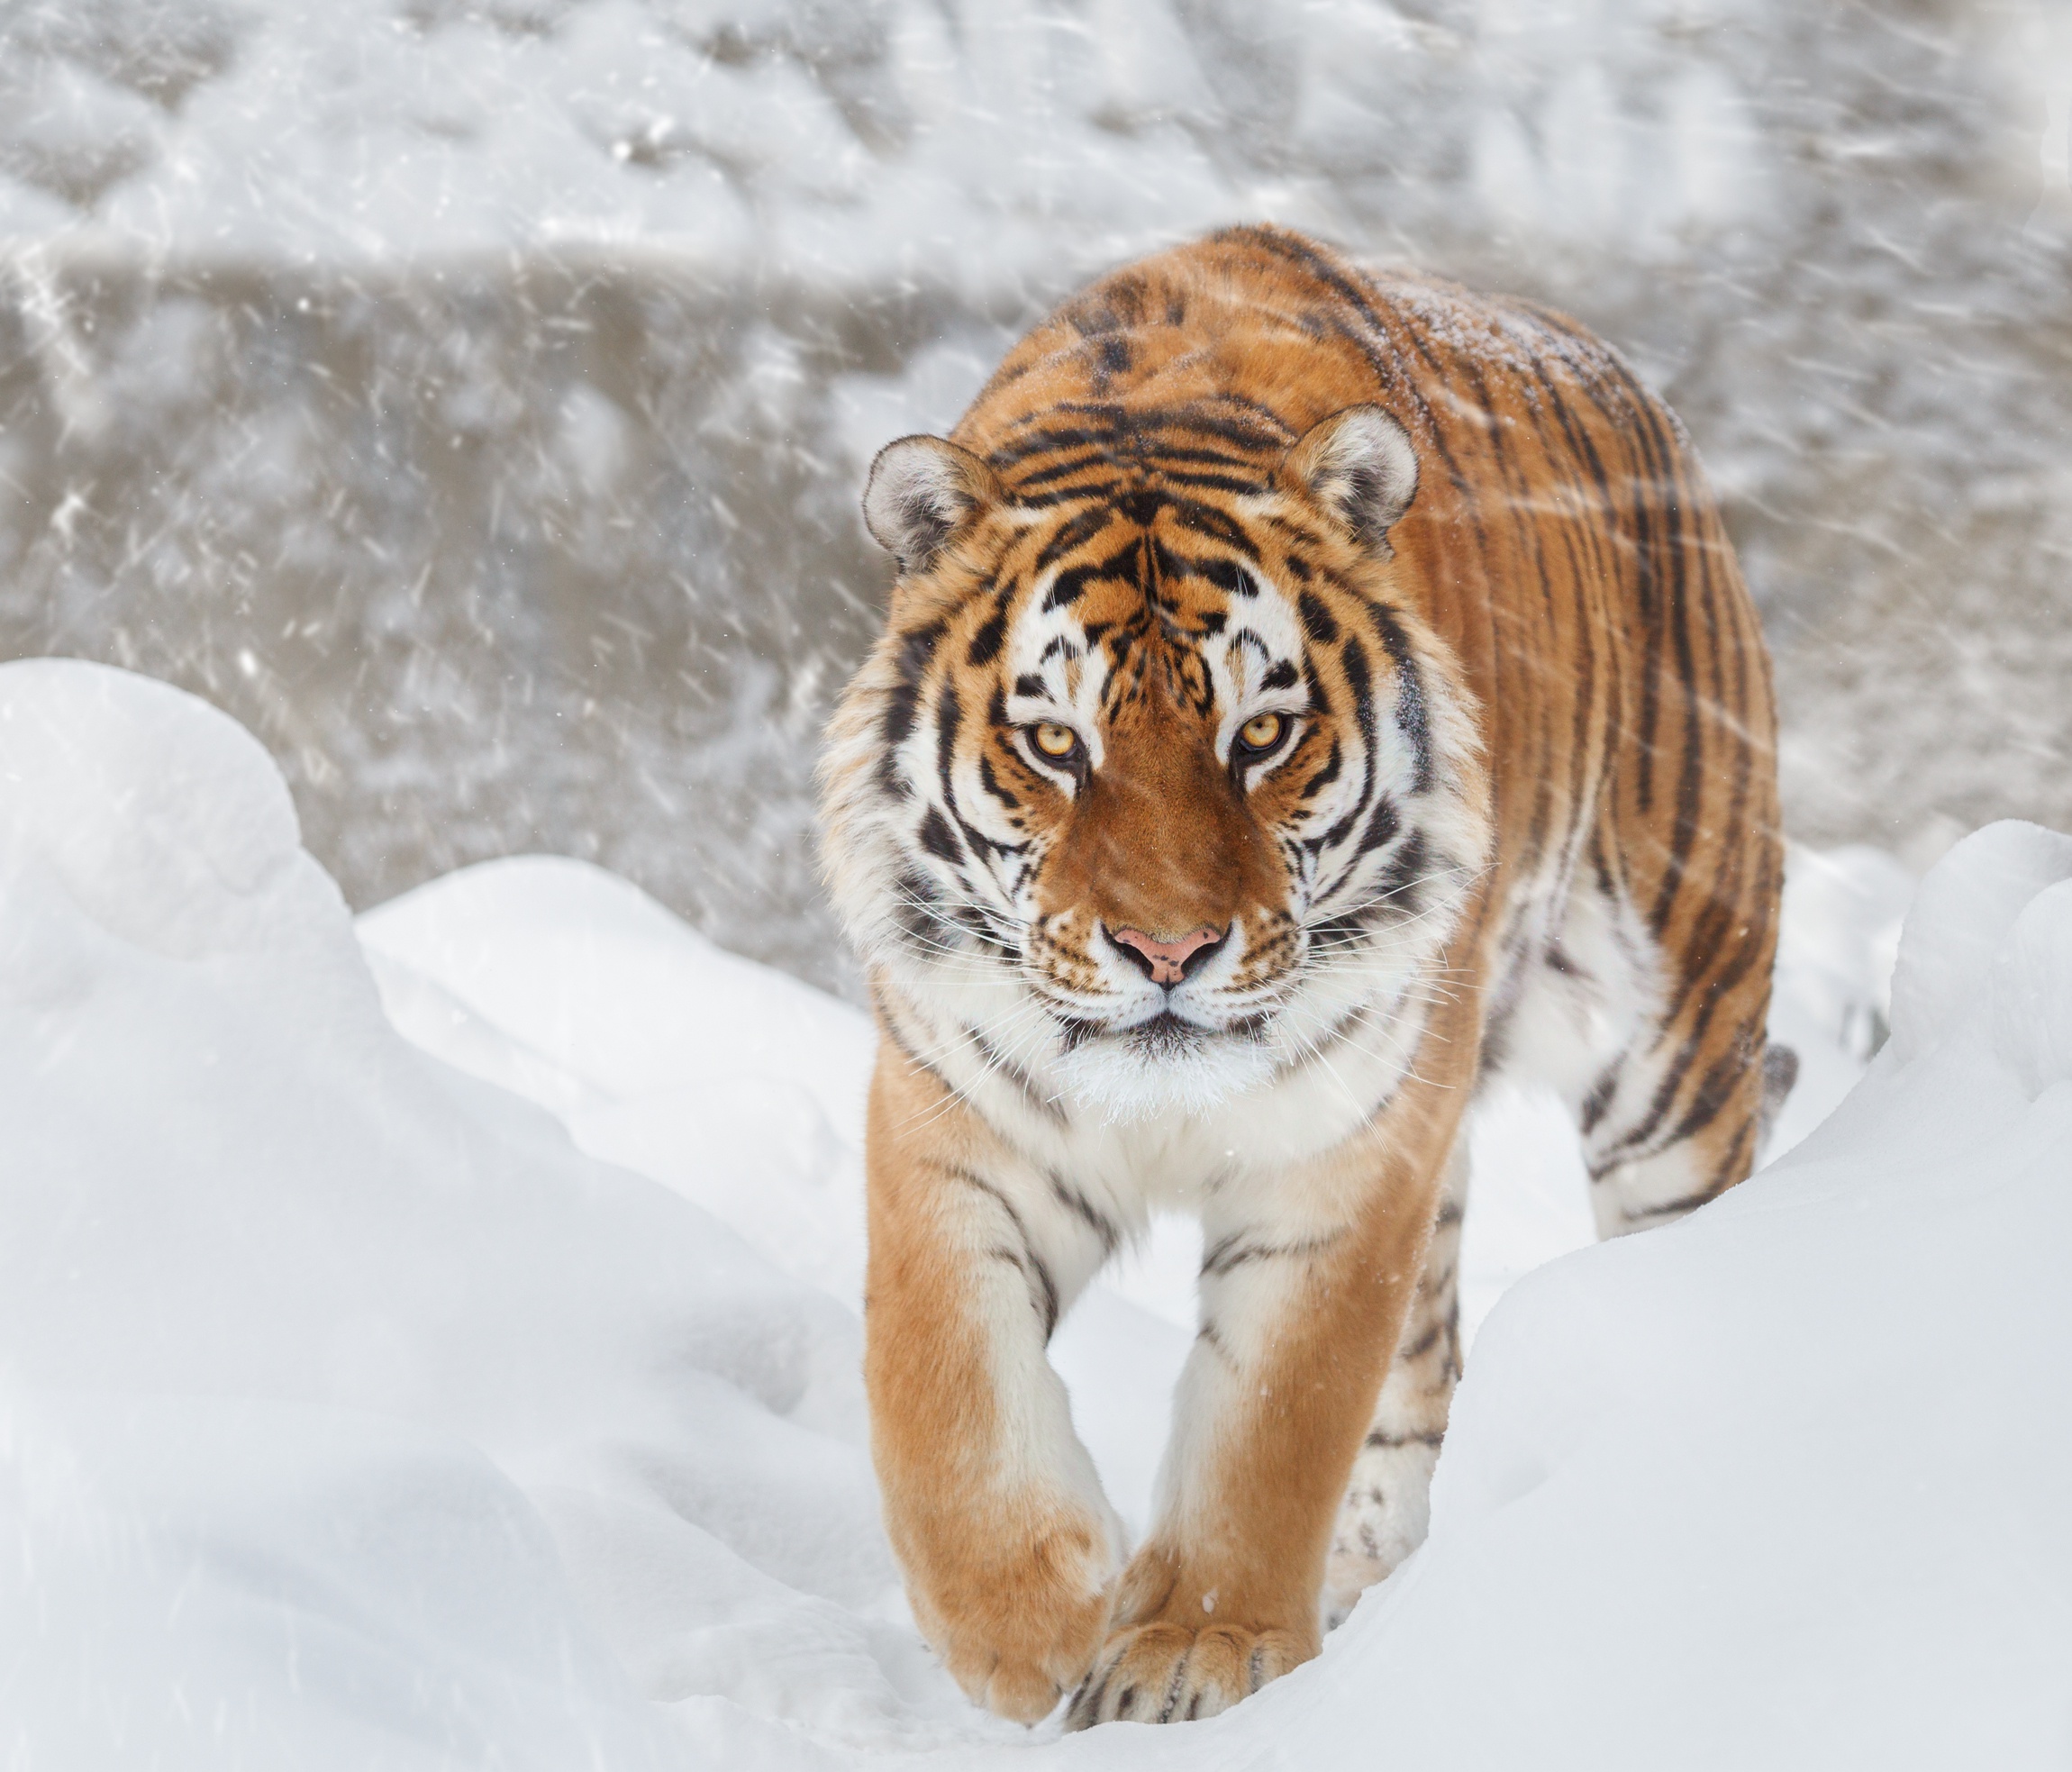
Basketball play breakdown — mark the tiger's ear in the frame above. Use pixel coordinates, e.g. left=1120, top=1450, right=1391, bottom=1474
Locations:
left=862, top=435, right=1002, bottom=575
left=1284, top=405, right=1419, bottom=557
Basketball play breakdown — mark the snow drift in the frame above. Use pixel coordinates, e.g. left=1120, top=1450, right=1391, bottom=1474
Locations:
left=5, top=657, right=2069, bottom=1768
left=0, top=659, right=988, bottom=1767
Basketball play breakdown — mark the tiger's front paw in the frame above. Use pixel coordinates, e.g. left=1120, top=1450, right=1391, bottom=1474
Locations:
left=1063, top=1620, right=1311, bottom=1728
left=908, top=1516, right=1115, bottom=1724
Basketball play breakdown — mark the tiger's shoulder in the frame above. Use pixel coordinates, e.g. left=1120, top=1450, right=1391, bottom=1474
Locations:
left=957, top=223, right=1655, bottom=477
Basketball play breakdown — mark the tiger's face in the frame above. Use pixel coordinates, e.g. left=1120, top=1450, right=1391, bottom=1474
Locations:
left=821, top=404, right=1489, bottom=1120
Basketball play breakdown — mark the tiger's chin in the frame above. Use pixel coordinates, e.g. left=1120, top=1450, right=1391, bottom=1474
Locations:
left=1051, top=1014, right=1277, bottom=1123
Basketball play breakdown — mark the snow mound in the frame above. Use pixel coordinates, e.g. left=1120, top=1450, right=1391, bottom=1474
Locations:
left=0, top=659, right=986, bottom=1766
left=359, top=851, right=879, bottom=1305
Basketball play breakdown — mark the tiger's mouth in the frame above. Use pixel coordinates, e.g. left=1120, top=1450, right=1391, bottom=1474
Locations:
left=1047, top=1001, right=1280, bottom=1120
left=1124, top=1009, right=1211, bottom=1061
left=1054, top=1004, right=1274, bottom=1055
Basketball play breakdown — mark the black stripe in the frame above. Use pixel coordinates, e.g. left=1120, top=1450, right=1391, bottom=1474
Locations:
left=1048, top=1172, right=1120, bottom=1250
left=976, top=751, right=1019, bottom=810
left=1354, top=794, right=1401, bottom=859
left=1168, top=499, right=1266, bottom=558
left=1364, top=1426, right=1445, bottom=1449
left=1577, top=1065, right=1619, bottom=1135
left=1296, top=590, right=1340, bottom=643
left=1009, top=449, right=1110, bottom=490
left=1298, top=739, right=1343, bottom=801
left=966, top=606, right=1006, bottom=666
left=1365, top=603, right=1432, bottom=794
left=873, top=995, right=958, bottom=1097
left=1314, top=635, right=1378, bottom=854
left=1372, top=830, right=1428, bottom=917
left=1200, top=1229, right=1340, bottom=1277
left=933, top=681, right=961, bottom=805
left=916, top=806, right=961, bottom=864
left=1028, top=505, right=1114, bottom=572
left=889, top=869, right=941, bottom=953
left=935, top=1161, right=1061, bottom=1340
left=877, top=621, right=944, bottom=793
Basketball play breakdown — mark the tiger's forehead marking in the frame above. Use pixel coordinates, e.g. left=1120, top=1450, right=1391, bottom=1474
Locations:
left=998, top=496, right=1316, bottom=733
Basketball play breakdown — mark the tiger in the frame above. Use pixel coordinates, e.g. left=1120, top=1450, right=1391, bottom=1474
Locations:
left=817, top=223, right=1783, bottom=1730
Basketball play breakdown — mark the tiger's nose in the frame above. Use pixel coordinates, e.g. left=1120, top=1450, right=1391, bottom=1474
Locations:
left=1107, top=923, right=1226, bottom=986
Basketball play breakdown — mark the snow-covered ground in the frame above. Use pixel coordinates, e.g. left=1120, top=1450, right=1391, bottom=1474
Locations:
left=9, top=656, right=2070, bottom=1768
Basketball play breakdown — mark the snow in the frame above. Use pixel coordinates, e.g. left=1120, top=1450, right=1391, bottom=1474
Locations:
left=0, top=658, right=967, bottom=1766
left=359, top=853, right=878, bottom=1304
left=0, top=0, right=1253, bottom=288
left=10, top=657, right=2072, bottom=1767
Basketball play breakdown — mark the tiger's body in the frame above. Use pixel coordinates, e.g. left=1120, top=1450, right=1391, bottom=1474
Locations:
left=818, top=225, right=1782, bottom=1728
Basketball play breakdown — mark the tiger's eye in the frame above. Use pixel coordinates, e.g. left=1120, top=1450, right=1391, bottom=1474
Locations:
left=1238, top=713, right=1285, bottom=752
left=1031, top=722, right=1079, bottom=759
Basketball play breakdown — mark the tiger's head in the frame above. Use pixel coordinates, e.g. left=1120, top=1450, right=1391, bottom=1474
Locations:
left=820, top=401, right=1490, bottom=1122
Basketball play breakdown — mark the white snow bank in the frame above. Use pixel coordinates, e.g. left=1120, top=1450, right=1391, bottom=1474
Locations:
left=359, top=852, right=879, bottom=1306
left=0, top=659, right=996, bottom=1767
left=17, top=656, right=2061, bottom=1769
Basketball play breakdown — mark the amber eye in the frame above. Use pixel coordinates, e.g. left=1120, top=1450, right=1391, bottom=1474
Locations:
left=1236, top=713, right=1286, bottom=755
left=1031, top=722, right=1081, bottom=760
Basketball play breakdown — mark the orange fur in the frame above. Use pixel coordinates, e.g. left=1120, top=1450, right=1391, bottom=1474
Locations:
left=862, top=1041, right=1115, bottom=1722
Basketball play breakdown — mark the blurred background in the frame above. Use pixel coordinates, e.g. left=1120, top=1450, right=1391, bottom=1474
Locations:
left=0, top=0, right=2064, bottom=996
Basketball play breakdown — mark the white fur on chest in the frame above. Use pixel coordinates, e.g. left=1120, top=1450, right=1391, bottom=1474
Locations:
left=881, top=951, right=1432, bottom=1233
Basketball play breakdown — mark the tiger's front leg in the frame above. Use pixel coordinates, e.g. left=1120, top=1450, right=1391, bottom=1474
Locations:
left=1066, top=1097, right=1462, bottom=1729
left=863, top=1037, right=1124, bottom=1723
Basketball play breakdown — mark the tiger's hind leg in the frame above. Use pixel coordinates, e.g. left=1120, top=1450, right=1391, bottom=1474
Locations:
left=1572, top=886, right=1778, bottom=1240
left=1320, top=1138, right=1466, bottom=1627
left=1580, top=1020, right=1771, bottom=1240
left=1494, top=859, right=1775, bottom=1241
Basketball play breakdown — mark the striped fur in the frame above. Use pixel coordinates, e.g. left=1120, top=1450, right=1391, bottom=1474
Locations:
left=818, top=225, right=1782, bottom=1727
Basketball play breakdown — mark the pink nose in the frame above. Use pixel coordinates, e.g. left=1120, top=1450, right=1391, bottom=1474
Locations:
left=1108, top=924, right=1225, bottom=986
